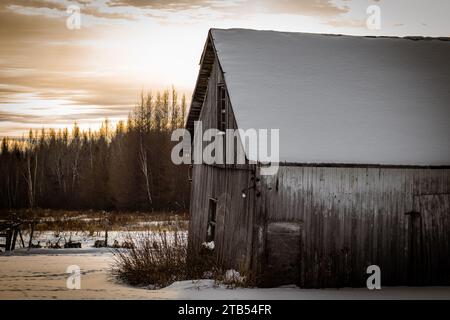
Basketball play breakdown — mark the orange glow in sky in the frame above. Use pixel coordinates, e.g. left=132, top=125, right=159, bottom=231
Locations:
left=1, top=0, right=449, bottom=137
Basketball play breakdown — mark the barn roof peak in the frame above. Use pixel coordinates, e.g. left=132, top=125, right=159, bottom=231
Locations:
left=187, top=28, right=450, bottom=165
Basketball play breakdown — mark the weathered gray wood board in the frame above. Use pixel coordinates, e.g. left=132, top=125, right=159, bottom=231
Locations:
left=257, top=166, right=450, bottom=287
left=187, top=55, right=255, bottom=271
left=412, top=194, right=450, bottom=285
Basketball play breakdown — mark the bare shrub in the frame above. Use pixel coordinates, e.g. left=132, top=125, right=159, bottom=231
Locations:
left=111, top=229, right=254, bottom=289
left=111, top=229, right=189, bottom=288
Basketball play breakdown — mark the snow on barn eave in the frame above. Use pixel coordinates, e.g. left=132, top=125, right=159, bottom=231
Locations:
left=186, top=28, right=450, bottom=167
left=185, top=30, right=216, bottom=134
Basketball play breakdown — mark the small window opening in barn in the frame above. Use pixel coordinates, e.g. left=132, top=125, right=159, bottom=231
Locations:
left=217, top=84, right=226, bottom=132
left=207, top=198, right=217, bottom=242
left=188, top=165, right=193, bottom=182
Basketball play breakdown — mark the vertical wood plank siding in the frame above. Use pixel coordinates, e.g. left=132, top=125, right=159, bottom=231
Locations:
left=258, top=166, right=450, bottom=287
left=188, top=57, right=255, bottom=270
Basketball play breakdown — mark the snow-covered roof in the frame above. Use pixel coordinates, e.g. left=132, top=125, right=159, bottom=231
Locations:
left=188, top=28, right=450, bottom=166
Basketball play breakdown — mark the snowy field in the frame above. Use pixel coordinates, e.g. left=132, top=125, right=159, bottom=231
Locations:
left=0, top=229, right=185, bottom=250
left=1, top=248, right=449, bottom=300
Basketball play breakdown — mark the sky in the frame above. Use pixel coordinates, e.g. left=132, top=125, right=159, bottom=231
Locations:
left=0, top=0, right=449, bottom=137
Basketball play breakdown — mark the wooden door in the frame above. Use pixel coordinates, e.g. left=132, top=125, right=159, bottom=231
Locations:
left=263, top=221, right=301, bottom=286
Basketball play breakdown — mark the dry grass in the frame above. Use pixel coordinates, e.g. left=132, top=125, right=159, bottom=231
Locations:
left=111, top=230, right=190, bottom=288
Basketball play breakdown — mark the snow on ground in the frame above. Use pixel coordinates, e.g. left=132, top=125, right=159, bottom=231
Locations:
left=3, top=230, right=186, bottom=250
left=1, top=250, right=449, bottom=300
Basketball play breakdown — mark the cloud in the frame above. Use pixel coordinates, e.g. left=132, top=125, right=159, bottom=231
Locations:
left=107, top=0, right=349, bottom=16
left=326, top=18, right=365, bottom=28
left=254, top=0, right=349, bottom=16
left=0, top=0, right=134, bottom=21
left=107, top=0, right=215, bottom=10
left=0, top=111, right=40, bottom=123
left=0, top=0, right=67, bottom=11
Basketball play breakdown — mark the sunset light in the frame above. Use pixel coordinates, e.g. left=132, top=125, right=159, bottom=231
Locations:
left=1, top=0, right=449, bottom=137
left=0, top=0, right=448, bottom=136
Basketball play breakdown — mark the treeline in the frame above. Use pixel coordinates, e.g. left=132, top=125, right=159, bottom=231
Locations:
left=0, top=88, right=190, bottom=212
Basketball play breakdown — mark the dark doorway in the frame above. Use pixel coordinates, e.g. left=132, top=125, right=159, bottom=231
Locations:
left=206, top=198, right=217, bottom=242
left=263, top=222, right=301, bottom=287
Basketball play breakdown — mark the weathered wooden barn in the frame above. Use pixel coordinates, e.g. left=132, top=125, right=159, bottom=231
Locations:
left=186, top=29, right=450, bottom=288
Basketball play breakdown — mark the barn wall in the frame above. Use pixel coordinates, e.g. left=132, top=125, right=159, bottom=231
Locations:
left=188, top=57, right=256, bottom=270
left=256, top=166, right=450, bottom=287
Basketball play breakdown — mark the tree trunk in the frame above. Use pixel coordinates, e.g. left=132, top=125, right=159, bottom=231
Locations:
left=25, top=154, right=34, bottom=208
left=139, top=138, right=153, bottom=206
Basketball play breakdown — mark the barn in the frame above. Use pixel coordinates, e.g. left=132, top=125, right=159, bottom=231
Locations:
left=186, top=28, right=450, bottom=288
